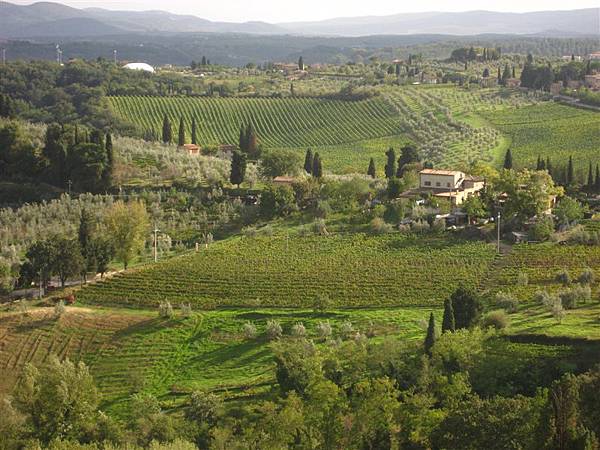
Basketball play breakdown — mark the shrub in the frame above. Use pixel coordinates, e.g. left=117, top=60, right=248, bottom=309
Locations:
left=411, top=220, right=430, bottom=233
left=528, top=216, right=554, bottom=241
left=313, top=294, right=331, bottom=313
left=482, top=310, right=509, bottom=330
left=495, top=292, right=519, bottom=313
left=370, top=217, right=393, bottom=234
left=158, top=300, right=174, bottom=318
left=266, top=319, right=282, bottom=340
left=186, top=391, right=223, bottom=426
left=339, top=321, right=354, bottom=338
left=53, top=300, right=65, bottom=318
left=555, top=269, right=571, bottom=286
left=559, top=285, right=591, bottom=309
left=180, top=303, right=192, bottom=318
left=312, top=219, right=329, bottom=236
left=516, top=272, right=529, bottom=286
left=533, top=290, right=555, bottom=307
left=316, top=321, right=332, bottom=338
left=552, top=299, right=565, bottom=323
left=243, top=226, right=258, bottom=238
left=431, top=218, right=446, bottom=233
left=291, top=322, right=307, bottom=337
left=579, top=268, right=595, bottom=285
left=242, top=322, right=257, bottom=339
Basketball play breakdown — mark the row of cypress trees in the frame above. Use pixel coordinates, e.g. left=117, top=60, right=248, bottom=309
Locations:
left=160, top=116, right=199, bottom=146
left=303, top=149, right=323, bottom=178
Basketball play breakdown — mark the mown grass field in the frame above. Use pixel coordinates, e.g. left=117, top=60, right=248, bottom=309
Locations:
left=483, top=103, right=600, bottom=175
left=77, top=234, right=497, bottom=309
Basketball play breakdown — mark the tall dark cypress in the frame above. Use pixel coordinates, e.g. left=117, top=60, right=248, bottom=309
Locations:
left=367, top=158, right=376, bottom=178
left=239, top=124, right=247, bottom=151
left=536, top=155, right=542, bottom=171
left=441, top=298, right=455, bottom=333
left=312, top=153, right=323, bottom=178
left=162, top=115, right=172, bottom=144
left=424, top=312, right=436, bottom=356
left=384, top=148, right=396, bottom=178
left=178, top=117, right=185, bottom=146
left=103, top=132, right=113, bottom=188
left=595, top=165, right=600, bottom=192
left=304, top=149, right=313, bottom=174
left=503, top=148, right=513, bottom=170
left=191, top=117, right=197, bottom=145
left=567, top=156, right=574, bottom=186
left=547, top=157, right=553, bottom=177
left=587, top=162, right=594, bottom=190
left=230, top=150, right=247, bottom=187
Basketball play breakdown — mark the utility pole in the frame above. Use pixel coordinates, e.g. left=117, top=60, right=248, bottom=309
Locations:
left=1, top=48, right=6, bottom=65
left=497, top=212, right=501, bottom=254
left=113, top=49, right=117, bottom=65
left=153, top=226, right=160, bottom=263
left=67, top=179, right=72, bottom=195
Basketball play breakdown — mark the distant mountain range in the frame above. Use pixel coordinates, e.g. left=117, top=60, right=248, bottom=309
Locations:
left=0, top=2, right=598, bottom=38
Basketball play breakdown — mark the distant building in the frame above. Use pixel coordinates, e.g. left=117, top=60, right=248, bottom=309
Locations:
left=480, top=77, right=498, bottom=88
left=584, top=74, right=600, bottom=91
left=123, top=62, right=155, bottom=73
left=272, top=176, right=296, bottom=186
left=562, top=55, right=582, bottom=62
left=505, top=78, right=521, bottom=88
left=588, top=52, right=600, bottom=60
left=398, top=169, right=485, bottom=206
left=550, top=82, right=562, bottom=96
left=181, top=144, right=200, bottom=155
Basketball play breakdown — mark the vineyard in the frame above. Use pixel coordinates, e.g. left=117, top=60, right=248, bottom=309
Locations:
left=109, top=96, right=401, bottom=148
left=483, top=103, right=600, bottom=175
left=77, top=234, right=497, bottom=308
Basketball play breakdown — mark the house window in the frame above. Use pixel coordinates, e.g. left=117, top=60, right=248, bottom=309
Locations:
left=436, top=182, right=441, bottom=187
left=424, top=181, right=431, bottom=186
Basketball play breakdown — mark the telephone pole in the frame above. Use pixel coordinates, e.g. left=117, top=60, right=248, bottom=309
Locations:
left=497, top=212, right=501, bottom=254
left=113, top=49, right=117, bottom=65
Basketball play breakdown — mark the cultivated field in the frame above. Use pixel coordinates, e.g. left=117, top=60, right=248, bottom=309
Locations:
left=77, top=234, right=497, bottom=308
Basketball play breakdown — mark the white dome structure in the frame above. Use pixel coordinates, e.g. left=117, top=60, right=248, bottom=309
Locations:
left=123, top=62, right=155, bottom=73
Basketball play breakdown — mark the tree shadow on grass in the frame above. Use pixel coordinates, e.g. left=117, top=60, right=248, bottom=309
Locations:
left=235, top=311, right=345, bottom=321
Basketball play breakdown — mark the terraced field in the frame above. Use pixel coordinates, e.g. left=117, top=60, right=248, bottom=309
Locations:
left=109, top=96, right=401, bottom=148
left=78, top=234, right=497, bottom=308
left=483, top=103, right=600, bottom=175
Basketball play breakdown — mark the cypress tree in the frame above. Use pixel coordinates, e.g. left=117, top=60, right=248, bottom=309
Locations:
left=503, top=148, right=513, bottom=170
left=497, top=66, right=501, bottom=82
left=367, top=158, right=376, bottom=178
left=191, top=117, right=197, bottom=145
left=540, top=158, right=546, bottom=171
left=247, top=126, right=258, bottom=158
left=594, top=164, right=600, bottom=192
left=78, top=209, right=95, bottom=281
left=451, top=286, right=482, bottom=329
left=312, top=153, right=323, bottom=178
left=162, top=115, right=172, bottom=144
left=239, top=124, right=247, bottom=151
left=512, top=66, right=516, bottom=78
left=424, top=312, right=436, bottom=356
left=384, top=148, right=396, bottom=178
left=178, top=117, right=185, bottom=146
left=442, top=298, right=455, bottom=333
left=103, top=132, right=113, bottom=188
left=547, top=157, right=553, bottom=177
left=567, top=156, right=574, bottom=185
left=536, top=155, right=542, bottom=171
left=304, top=149, right=313, bottom=174
left=587, top=162, right=594, bottom=190
left=230, top=150, right=247, bottom=187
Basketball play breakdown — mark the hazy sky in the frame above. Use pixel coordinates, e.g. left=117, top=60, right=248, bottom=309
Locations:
left=10, top=0, right=600, bottom=22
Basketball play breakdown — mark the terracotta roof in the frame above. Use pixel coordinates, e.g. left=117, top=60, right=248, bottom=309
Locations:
left=420, top=169, right=463, bottom=176
left=182, top=144, right=199, bottom=150
left=273, top=176, right=296, bottom=183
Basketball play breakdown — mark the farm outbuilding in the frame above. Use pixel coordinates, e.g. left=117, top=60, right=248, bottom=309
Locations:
left=123, top=62, right=155, bottom=73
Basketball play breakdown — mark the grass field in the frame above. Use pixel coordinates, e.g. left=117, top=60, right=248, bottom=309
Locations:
left=77, top=234, right=497, bottom=309
left=483, top=103, right=600, bottom=176
left=0, top=306, right=437, bottom=416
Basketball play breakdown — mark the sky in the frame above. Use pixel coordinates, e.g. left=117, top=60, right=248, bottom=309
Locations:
left=9, top=0, right=600, bottom=22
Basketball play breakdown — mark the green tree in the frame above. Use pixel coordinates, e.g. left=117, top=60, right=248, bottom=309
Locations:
left=312, top=152, right=323, bottom=178
left=304, top=149, right=313, bottom=174
left=15, top=356, right=99, bottom=445
left=554, top=196, right=585, bottom=226
left=260, top=149, right=301, bottom=178
left=260, top=185, right=297, bottom=218
left=595, top=165, right=600, bottom=192
left=424, top=312, right=436, bottom=355
left=462, top=195, right=487, bottom=223
left=587, top=162, right=594, bottom=190
left=102, top=132, right=113, bottom=188
left=397, top=144, right=420, bottom=177
left=24, top=240, right=56, bottom=290
left=239, top=124, right=247, bottom=151
left=191, top=117, right=197, bottom=145
left=367, top=158, right=376, bottom=178
left=43, top=123, right=68, bottom=185
left=503, top=148, right=513, bottom=170
left=230, top=150, right=247, bottom=187
left=567, top=156, right=575, bottom=186
left=384, top=148, right=396, bottom=178
left=104, top=201, right=149, bottom=270
left=78, top=209, right=95, bottom=280
left=178, top=117, right=185, bottom=146
left=450, top=286, right=482, bottom=329
left=53, top=237, right=84, bottom=287
left=298, top=56, right=304, bottom=70
left=90, top=237, right=115, bottom=278
left=66, top=142, right=108, bottom=193
left=162, top=115, right=172, bottom=144
left=442, top=298, right=456, bottom=333
left=387, top=177, right=402, bottom=199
